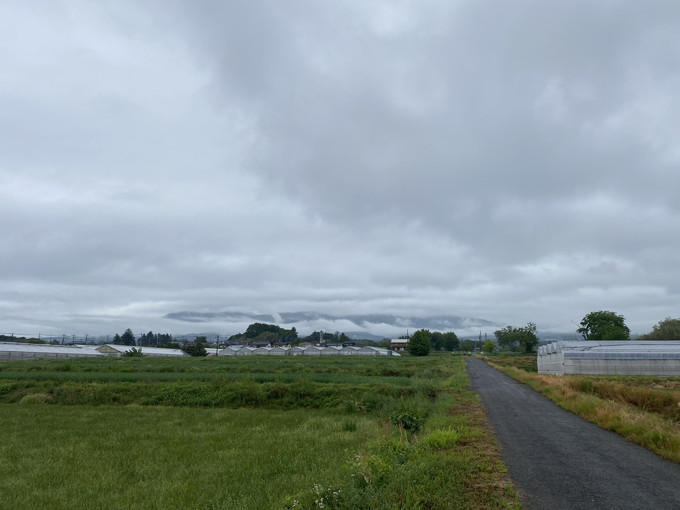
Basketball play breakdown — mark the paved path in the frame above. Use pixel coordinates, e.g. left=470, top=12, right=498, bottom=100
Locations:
left=467, top=358, right=680, bottom=510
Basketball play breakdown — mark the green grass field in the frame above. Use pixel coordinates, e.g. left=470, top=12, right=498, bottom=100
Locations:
left=0, top=355, right=520, bottom=509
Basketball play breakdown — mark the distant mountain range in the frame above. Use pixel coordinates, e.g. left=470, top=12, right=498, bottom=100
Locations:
left=164, top=310, right=499, bottom=339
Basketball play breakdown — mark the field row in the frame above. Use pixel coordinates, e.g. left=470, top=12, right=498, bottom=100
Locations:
left=0, top=355, right=520, bottom=509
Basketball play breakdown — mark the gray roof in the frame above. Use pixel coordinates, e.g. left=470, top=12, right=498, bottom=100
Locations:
left=539, top=341, right=680, bottom=359
left=100, top=344, right=188, bottom=356
left=0, top=342, right=105, bottom=356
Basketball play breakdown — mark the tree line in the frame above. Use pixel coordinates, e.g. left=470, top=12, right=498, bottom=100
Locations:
left=227, top=323, right=364, bottom=346
left=6, top=312, right=680, bottom=357
left=398, top=330, right=485, bottom=357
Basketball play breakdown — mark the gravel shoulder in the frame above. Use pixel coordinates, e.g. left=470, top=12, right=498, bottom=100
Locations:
left=467, top=357, right=680, bottom=510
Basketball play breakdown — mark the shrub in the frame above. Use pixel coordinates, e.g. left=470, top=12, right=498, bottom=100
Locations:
left=390, top=411, right=423, bottom=432
left=421, top=428, right=461, bottom=449
left=123, top=347, right=144, bottom=357
left=19, top=393, right=52, bottom=405
left=342, top=420, right=357, bottom=432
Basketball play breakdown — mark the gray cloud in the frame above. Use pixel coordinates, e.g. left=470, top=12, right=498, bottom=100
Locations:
left=1, top=1, right=679, bottom=338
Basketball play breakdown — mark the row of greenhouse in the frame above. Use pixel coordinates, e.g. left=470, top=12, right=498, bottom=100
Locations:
left=0, top=342, right=399, bottom=361
left=219, top=345, right=398, bottom=356
left=0, top=343, right=187, bottom=361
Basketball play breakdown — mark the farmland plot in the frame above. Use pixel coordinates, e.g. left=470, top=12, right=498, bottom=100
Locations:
left=0, top=355, right=519, bottom=509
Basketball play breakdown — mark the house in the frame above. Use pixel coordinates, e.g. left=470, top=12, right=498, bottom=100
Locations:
left=390, top=339, right=409, bottom=352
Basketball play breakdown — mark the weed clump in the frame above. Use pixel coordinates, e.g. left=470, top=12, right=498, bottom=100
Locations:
left=390, top=411, right=423, bottom=432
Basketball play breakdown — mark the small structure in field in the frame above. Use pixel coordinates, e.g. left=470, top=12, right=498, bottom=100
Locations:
left=218, top=345, right=243, bottom=356
left=96, top=345, right=188, bottom=357
left=234, top=346, right=256, bottom=356
left=538, top=341, right=680, bottom=376
left=321, top=346, right=343, bottom=356
left=390, top=339, right=409, bottom=352
left=0, top=342, right=104, bottom=361
left=302, top=346, right=323, bottom=356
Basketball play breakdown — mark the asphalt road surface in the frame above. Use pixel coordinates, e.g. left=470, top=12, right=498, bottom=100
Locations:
left=467, top=357, right=680, bottom=510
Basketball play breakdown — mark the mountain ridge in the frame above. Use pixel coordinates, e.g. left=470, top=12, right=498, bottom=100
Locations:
left=164, top=310, right=499, bottom=334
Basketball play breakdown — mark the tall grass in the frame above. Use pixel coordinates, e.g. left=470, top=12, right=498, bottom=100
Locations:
left=0, top=355, right=520, bottom=509
left=0, top=406, right=380, bottom=510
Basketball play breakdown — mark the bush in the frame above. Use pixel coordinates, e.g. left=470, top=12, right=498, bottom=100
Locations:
left=123, top=347, right=144, bottom=357
left=182, top=342, right=207, bottom=357
left=390, top=411, right=423, bottom=432
left=421, top=428, right=461, bottom=449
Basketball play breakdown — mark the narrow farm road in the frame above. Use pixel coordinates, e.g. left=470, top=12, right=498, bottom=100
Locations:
left=467, top=357, right=680, bottom=510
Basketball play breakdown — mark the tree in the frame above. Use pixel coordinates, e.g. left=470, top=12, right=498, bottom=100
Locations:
left=494, top=323, right=540, bottom=353
left=120, top=329, right=136, bottom=346
left=482, top=340, right=496, bottom=353
left=577, top=311, right=630, bottom=340
left=156, top=333, right=173, bottom=346
left=460, top=339, right=476, bottom=352
left=112, top=333, right=122, bottom=345
left=139, top=331, right=155, bottom=347
left=378, top=338, right=392, bottom=349
left=430, top=332, right=444, bottom=351
left=408, top=329, right=431, bottom=356
left=441, top=332, right=460, bottom=351
left=183, top=339, right=207, bottom=357
left=639, top=317, right=680, bottom=340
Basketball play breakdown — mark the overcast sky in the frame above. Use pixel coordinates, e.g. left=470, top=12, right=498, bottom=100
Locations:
left=2, top=1, right=679, bottom=338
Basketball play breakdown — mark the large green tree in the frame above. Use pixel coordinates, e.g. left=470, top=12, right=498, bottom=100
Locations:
left=639, top=317, right=680, bottom=340
left=183, top=339, right=207, bottom=357
left=120, top=328, right=136, bottom=346
left=577, top=311, right=630, bottom=340
left=441, top=332, right=460, bottom=351
left=408, top=329, right=431, bottom=356
left=482, top=339, right=496, bottom=353
left=430, top=331, right=460, bottom=351
left=494, top=323, right=540, bottom=353
left=460, top=339, right=476, bottom=352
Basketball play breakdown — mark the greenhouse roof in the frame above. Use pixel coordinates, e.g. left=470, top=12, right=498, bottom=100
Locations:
left=0, top=342, right=104, bottom=355
left=539, top=341, right=680, bottom=359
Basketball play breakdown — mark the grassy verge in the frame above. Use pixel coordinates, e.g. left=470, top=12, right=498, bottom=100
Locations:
left=483, top=355, right=680, bottom=464
left=0, top=355, right=520, bottom=509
